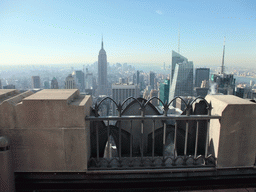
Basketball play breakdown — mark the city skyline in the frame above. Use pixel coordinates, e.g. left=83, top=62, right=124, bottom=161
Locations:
left=1, top=0, right=256, bottom=67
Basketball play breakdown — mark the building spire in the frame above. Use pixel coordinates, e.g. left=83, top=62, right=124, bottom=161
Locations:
left=101, top=35, right=104, bottom=49
left=221, top=36, right=226, bottom=74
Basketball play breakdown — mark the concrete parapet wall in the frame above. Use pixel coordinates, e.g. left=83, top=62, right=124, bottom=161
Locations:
left=206, top=95, right=256, bottom=168
left=0, top=91, right=34, bottom=129
left=0, top=89, right=92, bottom=172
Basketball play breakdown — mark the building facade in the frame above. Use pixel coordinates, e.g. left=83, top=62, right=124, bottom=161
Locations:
left=112, top=83, right=139, bottom=115
left=169, top=61, right=194, bottom=107
left=51, top=77, right=59, bottom=89
left=65, top=74, right=76, bottom=89
left=85, top=69, right=93, bottom=90
left=171, top=51, right=188, bottom=84
left=195, top=68, right=210, bottom=88
left=72, top=70, right=85, bottom=92
left=159, top=79, right=170, bottom=106
left=32, top=76, right=40, bottom=89
left=211, top=73, right=235, bottom=95
left=149, top=71, right=155, bottom=90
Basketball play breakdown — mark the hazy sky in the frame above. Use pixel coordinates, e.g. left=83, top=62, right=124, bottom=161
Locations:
left=1, top=0, right=255, bottom=67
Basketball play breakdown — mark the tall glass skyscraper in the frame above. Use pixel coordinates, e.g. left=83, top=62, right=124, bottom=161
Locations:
left=169, top=51, right=193, bottom=107
left=171, top=51, right=188, bottom=84
left=195, top=68, right=210, bottom=88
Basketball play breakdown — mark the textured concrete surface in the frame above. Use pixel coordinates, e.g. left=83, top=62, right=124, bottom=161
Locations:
left=206, top=95, right=256, bottom=168
left=0, top=89, right=92, bottom=172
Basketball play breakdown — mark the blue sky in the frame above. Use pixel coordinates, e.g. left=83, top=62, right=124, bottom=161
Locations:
left=1, top=0, right=255, bottom=67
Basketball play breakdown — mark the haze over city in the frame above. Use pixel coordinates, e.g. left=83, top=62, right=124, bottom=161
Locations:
left=1, top=0, right=255, bottom=67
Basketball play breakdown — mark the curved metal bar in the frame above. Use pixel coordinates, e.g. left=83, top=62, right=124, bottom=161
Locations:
left=121, top=97, right=142, bottom=108
left=167, top=96, right=189, bottom=109
left=97, top=97, right=119, bottom=109
left=189, top=97, right=210, bottom=109
left=145, top=97, right=165, bottom=107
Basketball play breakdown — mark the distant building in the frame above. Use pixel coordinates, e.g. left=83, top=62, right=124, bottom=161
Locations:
left=72, top=70, right=84, bottom=91
left=250, top=80, right=255, bottom=87
left=85, top=68, right=93, bottom=89
left=211, top=73, right=235, bottom=95
left=143, top=86, right=151, bottom=100
left=195, top=87, right=209, bottom=98
left=201, top=80, right=209, bottom=88
left=44, top=81, right=50, bottom=89
left=3, top=84, right=15, bottom=89
left=171, top=51, right=188, bottom=84
left=112, top=83, right=139, bottom=116
left=136, top=70, right=140, bottom=85
left=150, top=71, right=155, bottom=90
left=65, top=74, right=75, bottom=89
left=149, top=89, right=159, bottom=106
left=98, top=38, right=108, bottom=95
left=176, top=96, right=194, bottom=111
left=169, top=60, right=193, bottom=107
left=195, top=68, right=210, bottom=88
left=0, top=80, right=2, bottom=89
left=51, top=77, right=59, bottom=89
left=195, top=79, right=210, bottom=98
left=159, top=79, right=170, bottom=106
left=132, top=73, right=136, bottom=85
left=235, top=87, right=245, bottom=98
left=32, top=76, right=40, bottom=89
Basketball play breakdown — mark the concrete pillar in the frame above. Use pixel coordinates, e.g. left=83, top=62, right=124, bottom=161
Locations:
left=0, top=136, right=15, bottom=192
left=206, top=95, right=256, bottom=168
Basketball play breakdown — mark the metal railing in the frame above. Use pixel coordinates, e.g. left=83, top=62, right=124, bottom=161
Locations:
left=85, top=96, right=221, bottom=170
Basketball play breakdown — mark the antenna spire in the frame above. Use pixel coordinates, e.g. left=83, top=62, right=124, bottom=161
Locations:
left=178, top=24, right=180, bottom=53
left=101, top=35, right=104, bottom=49
left=221, top=36, right=226, bottom=74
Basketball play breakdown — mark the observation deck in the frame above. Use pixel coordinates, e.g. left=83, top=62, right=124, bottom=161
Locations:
left=0, top=89, right=256, bottom=191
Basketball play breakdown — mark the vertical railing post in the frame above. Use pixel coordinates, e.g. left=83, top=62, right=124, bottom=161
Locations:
left=117, top=102, right=122, bottom=167
left=107, top=120, right=110, bottom=159
left=96, top=122, right=99, bottom=165
left=94, top=103, right=100, bottom=167
left=139, top=101, right=145, bottom=166
left=129, top=120, right=133, bottom=167
left=194, top=121, right=199, bottom=164
left=151, top=119, right=155, bottom=166
left=162, top=102, right=168, bottom=166
left=183, top=103, right=191, bottom=165
left=205, top=102, right=212, bottom=164
left=172, top=121, right=178, bottom=166
left=107, top=120, right=112, bottom=167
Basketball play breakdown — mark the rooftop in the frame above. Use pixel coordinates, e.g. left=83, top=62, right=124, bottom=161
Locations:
left=23, top=89, right=78, bottom=101
left=0, top=89, right=17, bottom=96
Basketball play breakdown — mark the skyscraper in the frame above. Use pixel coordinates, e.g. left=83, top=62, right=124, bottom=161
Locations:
left=72, top=70, right=84, bottom=91
left=32, top=76, right=41, bottom=89
left=169, top=60, right=194, bottom=107
left=112, top=83, right=139, bottom=115
left=65, top=74, right=76, bottom=89
left=136, top=70, right=140, bottom=85
left=171, top=51, right=188, bottom=84
left=159, top=79, right=170, bottom=106
left=149, top=89, right=159, bottom=106
left=51, top=77, right=59, bottom=89
left=149, top=71, right=155, bottom=90
left=195, top=68, right=210, bottom=88
left=85, top=68, right=93, bottom=89
left=97, top=38, right=107, bottom=95
left=44, top=81, right=50, bottom=89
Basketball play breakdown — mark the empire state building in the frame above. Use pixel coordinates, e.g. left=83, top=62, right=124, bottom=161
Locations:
left=97, top=38, right=107, bottom=95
